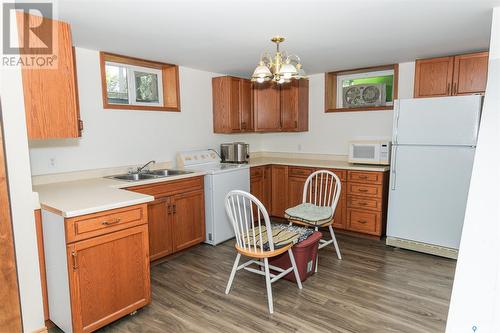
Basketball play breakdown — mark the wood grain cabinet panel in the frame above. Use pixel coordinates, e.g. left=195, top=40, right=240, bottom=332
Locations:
left=212, top=76, right=252, bottom=133
left=415, top=51, right=488, bottom=98
left=250, top=166, right=272, bottom=215
left=271, top=165, right=289, bottom=217
left=254, top=82, right=281, bottom=131
left=128, top=177, right=206, bottom=261
left=262, top=166, right=272, bottom=213
left=67, top=225, right=150, bottom=333
left=17, top=13, right=82, bottom=139
left=147, top=198, right=173, bottom=261
left=171, top=189, right=205, bottom=252
left=280, top=79, right=309, bottom=131
left=453, top=52, right=489, bottom=95
left=347, top=209, right=381, bottom=235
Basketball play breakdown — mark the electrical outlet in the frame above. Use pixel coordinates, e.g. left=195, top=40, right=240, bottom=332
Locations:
left=49, top=157, right=56, bottom=167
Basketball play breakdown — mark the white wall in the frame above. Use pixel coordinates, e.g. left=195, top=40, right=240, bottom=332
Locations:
left=29, top=47, right=261, bottom=175
left=446, top=7, right=500, bottom=333
left=29, top=48, right=416, bottom=174
left=258, top=62, right=415, bottom=155
left=0, top=25, right=45, bottom=333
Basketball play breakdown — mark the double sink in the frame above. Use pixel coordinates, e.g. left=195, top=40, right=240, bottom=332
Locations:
left=107, top=169, right=193, bottom=182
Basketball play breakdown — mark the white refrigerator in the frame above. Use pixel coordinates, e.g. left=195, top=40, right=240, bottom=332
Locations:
left=386, top=95, right=482, bottom=258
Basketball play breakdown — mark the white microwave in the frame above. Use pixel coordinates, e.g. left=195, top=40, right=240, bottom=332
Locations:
left=348, top=141, right=392, bottom=165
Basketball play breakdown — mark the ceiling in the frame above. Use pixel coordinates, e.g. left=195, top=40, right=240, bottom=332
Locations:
left=58, top=0, right=500, bottom=76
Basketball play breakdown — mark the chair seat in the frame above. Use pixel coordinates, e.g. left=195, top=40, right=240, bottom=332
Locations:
left=285, top=203, right=333, bottom=226
left=241, top=223, right=301, bottom=251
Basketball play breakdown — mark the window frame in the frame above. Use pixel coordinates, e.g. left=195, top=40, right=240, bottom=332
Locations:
left=325, top=64, right=398, bottom=113
left=100, top=52, right=180, bottom=112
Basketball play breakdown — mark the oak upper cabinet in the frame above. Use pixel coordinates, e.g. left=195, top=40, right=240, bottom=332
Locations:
left=16, top=13, right=82, bottom=139
left=213, top=76, right=253, bottom=133
left=453, top=52, right=489, bottom=95
left=280, top=79, right=309, bottom=131
left=253, top=80, right=309, bottom=132
left=253, top=82, right=281, bottom=131
left=127, top=176, right=205, bottom=261
left=414, top=51, right=488, bottom=98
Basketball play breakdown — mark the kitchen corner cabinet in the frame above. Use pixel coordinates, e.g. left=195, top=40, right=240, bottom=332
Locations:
left=127, top=176, right=205, bottom=261
left=250, top=165, right=389, bottom=238
left=212, top=76, right=253, bottom=133
left=253, top=79, right=309, bottom=132
left=414, top=51, right=488, bottom=98
left=212, top=77, right=309, bottom=133
left=16, top=13, right=82, bottom=139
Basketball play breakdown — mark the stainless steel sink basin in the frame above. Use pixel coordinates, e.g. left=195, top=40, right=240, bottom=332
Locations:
left=110, top=173, right=158, bottom=181
left=106, top=169, right=193, bottom=182
left=145, top=169, right=193, bottom=176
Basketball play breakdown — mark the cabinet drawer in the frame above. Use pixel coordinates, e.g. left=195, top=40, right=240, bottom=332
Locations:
left=66, top=204, right=147, bottom=243
left=348, top=171, right=383, bottom=184
left=289, top=166, right=315, bottom=178
left=347, top=209, right=380, bottom=235
left=347, top=196, right=382, bottom=211
left=347, top=183, right=382, bottom=198
left=127, top=176, right=203, bottom=198
left=250, top=167, right=263, bottom=179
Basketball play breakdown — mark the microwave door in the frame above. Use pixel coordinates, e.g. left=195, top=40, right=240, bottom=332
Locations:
left=352, top=144, right=377, bottom=163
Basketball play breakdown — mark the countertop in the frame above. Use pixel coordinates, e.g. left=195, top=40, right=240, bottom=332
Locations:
left=248, top=157, right=391, bottom=172
left=33, top=171, right=206, bottom=218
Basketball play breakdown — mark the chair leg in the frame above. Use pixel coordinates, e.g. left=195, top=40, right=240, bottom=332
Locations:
left=314, top=226, right=319, bottom=272
left=288, top=249, right=303, bottom=290
left=225, top=253, right=241, bottom=294
left=263, top=257, right=273, bottom=314
left=329, top=225, right=342, bottom=260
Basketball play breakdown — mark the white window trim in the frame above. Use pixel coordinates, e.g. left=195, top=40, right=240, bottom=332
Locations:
left=105, top=61, right=164, bottom=107
left=336, top=69, right=394, bottom=108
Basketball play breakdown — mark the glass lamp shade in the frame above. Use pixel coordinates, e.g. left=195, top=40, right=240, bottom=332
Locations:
left=296, top=65, right=307, bottom=79
left=252, top=63, right=272, bottom=79
left=278, top=62, right=298, bottom=78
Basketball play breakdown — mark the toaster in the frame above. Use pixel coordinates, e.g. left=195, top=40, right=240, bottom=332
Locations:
left=220, top=143, right=250, bottom=163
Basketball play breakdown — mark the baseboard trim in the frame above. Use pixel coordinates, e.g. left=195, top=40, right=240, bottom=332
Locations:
left=32, top=326, right=48, bottom=333
left=386, top=237, right=458, bottom=259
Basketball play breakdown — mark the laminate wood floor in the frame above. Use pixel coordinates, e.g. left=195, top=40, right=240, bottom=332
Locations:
left=52, top=233, right=456, bottom=333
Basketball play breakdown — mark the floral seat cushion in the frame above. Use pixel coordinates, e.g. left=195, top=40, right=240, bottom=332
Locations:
left=241, top=223, right=314, bottom=251
left=285, top=203, right=333, bottom=226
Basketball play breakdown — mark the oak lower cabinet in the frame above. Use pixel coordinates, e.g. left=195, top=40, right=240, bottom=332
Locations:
left=16, top=12, right=82, bottom=139
left=41, top=204, right=150, bottom=333
left=270, top=165, right=289, bottom=217
left=127, top=176, right=205, bottom=261
left=250, top=166, right=272, bottom=215
left=414, top=51, right=488, bottom=98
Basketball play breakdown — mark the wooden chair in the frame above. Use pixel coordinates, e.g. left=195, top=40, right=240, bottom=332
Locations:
left=224, top=190, right=302, bottom=314
left=286, top=170, right=342, bottom=265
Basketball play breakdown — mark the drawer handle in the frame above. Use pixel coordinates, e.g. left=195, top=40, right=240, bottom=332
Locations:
left=358, top=202, right=368, bottom=206
left=358, top=175, right=368, bottom=179
left=358, top=189, right=368, bottom=193
left=101, top=218, right=121, bottom=226
left=358, top=220, right=368, bottom=224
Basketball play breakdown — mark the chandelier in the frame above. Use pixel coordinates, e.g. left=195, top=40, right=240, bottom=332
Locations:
left=251, top=36, right=306, bottom=84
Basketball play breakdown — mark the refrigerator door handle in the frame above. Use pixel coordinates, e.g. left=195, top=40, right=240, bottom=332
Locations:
left=393, top=100, right=400, bottom=144
left=391, top=146, right=397, bottom=190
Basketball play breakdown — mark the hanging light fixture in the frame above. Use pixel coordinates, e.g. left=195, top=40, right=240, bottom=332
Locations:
left=251, top=36, right=306, bottom=84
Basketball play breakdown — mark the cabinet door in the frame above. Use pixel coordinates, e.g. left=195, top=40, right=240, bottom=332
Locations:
left=229, top=77, right=242, bottom=131
left=332, top=182, right=346, bottom=230
left=280, top=81, right=299, bottom=130
left=262, top=166, right=272, bottom=213
left=250, top=169, right=264, bottom=218
left=288, top=176, right=306, bottom=208
left=453, top=52, right=489, bottom=95
left=17, top=13, right=81, bottom=139
left=240, top=79, right=253, bottom=131
left=253, top=82, right=281, bottom=131
left=147, top=198, right=173, bottom=261
left=171, top=190, right=205, bottom=252
left=414, top=56, right=454, bottom=98
left=68, top=226, right=150, bottom=333
left=271, top=165, right=288, bottom=217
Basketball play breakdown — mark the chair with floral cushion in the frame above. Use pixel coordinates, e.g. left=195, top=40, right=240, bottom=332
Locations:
left=285, top=170, right=342, bottom=268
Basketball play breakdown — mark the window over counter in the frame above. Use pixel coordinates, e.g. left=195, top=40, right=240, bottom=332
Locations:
left=100, top=52, right=180, bottom=111
left=325, top=64, right=398, bottom=112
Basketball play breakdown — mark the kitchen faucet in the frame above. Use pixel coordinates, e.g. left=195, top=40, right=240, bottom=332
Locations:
left=136, top=160, right=156, bottom=173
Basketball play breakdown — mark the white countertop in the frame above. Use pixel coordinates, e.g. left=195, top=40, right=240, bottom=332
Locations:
left=33, top=171, right=206, bottom=218
left=249, top=157, right=391, bottom=172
